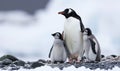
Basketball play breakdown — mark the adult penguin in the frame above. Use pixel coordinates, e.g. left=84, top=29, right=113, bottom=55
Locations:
left=58, top=8, right=85, bottom=62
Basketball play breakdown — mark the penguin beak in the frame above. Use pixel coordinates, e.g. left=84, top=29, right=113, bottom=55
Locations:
left=58, top=11, right=64, bottom=15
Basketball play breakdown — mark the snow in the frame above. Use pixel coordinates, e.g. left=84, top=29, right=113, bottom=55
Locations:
left=1, top=66, right=120, bottom=71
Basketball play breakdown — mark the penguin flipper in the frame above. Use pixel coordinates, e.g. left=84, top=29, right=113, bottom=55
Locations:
left=89, top=38, right=96, bottom=54
left=79, top=17, right=85, bottom=32
left=63, top=41, right=71, bottom=58
left=48, top=45, right=53, bottom=58
left=62, top=31, right=64, bottom=40
left=95, top=47, right=101, bottom=61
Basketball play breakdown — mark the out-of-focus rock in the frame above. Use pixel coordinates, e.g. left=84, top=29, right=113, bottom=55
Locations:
left=0, top=55, right=120, bottom=70
left=0, top=55, right=18, bottom=61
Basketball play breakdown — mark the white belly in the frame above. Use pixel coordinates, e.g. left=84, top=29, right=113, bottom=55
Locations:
left=83, top=37, right=90, bottom=59
left=64, top=17, right=83, bottom=56
left=83, top=37, right=97, bottom=61
left=88, top=47, right=97, bottom=61
left=51, top=39, right=67, bottom=62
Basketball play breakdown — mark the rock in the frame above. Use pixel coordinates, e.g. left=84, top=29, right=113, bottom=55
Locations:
left=31, top=61, right=44, bottom=68
left=24, top=61, right=45, bottom=69
left=9, top=66, right=20, bottom=70
left=38, top=59, right=47, bottom=63
left=1, top=59, right=12, bottom=65
left=47, top=61, right=120, bottom=70
left=24, top=62, right=31, bottom=69
left=0, top=55, right=120, bottom=70
left=47, top=63, right=71, bottom=70
left=0, top=55, right=18, bottom=61
left=8, top=63, right=20, bottom=70
left=13, top=60, right=25, bottom=66
left=0, top=55, right=25, bottom=70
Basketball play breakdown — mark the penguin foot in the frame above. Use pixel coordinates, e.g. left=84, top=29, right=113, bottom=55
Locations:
left=68, top=57, right=79, bottom=64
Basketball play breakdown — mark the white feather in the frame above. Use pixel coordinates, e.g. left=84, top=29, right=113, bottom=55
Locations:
left=83, top=34, right=100, bottom=61
left=50, top=39, right=67, bottom=62
left=64, top=17, right=83, bottom=59
left=68, top=8, right=72, bottom=14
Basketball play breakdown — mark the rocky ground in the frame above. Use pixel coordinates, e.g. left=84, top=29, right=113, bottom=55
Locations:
left=0, top=55, right=120, bottom=70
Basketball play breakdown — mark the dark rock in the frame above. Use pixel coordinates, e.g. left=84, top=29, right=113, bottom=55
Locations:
left=38, top=59, right=47, bottom=63
left=1, top=59, right=12, bottom=65
left=0, top=55, right=120, bottom=70
left=1, top=66, right=8, bottom=70
left=0, top=55, right=18, bottom=61
left=31, top=61, right=44, bottom=68
left=24, top=61, right=45, bottom=69
left=24, top=62, right=31, bottom=69
left=13, top=60, right=25, bottom=66
left=48, top=63, right=72, bottom=70
left=8, top=63, right=20, bottom=70
left=9, top=63, right=16, bottom=67
left=47, top=61, right=120, bottom=70
left=9, top=66, right=20, bottom=70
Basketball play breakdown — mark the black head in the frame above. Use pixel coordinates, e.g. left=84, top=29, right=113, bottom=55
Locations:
left=84, top=28, right=92, bottom=36
left=58, top=8, right=79, bottom=19
left=52, top=32, right=63, bottom=40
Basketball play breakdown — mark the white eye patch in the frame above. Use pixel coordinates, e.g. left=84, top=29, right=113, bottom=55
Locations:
left=56, top=33, right=60, bottom=37
left=54, top=33, right=60, bottom=39
left=68, top=8, right=72, bottom=14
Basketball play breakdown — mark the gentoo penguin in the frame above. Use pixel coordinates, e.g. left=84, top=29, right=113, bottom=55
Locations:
left=49, top=32, right=67, bottom=63
left=83, top=28, right=101, bottom=62
left=58, top=8, right=85, bottom=62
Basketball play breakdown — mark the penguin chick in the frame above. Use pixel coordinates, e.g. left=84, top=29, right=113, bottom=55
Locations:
left=49, top=32, right=67, bottom=63
left=83, top=28, right=101, bottom=62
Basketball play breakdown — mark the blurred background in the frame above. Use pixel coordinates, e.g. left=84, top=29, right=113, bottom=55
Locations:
left=0, top=0, right=120, bottom=61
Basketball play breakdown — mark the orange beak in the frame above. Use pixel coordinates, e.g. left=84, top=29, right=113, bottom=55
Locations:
left=58, top=11, right=64, bottom=14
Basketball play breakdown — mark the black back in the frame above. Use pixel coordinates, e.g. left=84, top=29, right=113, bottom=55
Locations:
left=89, top=38, right=96, bottom=54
